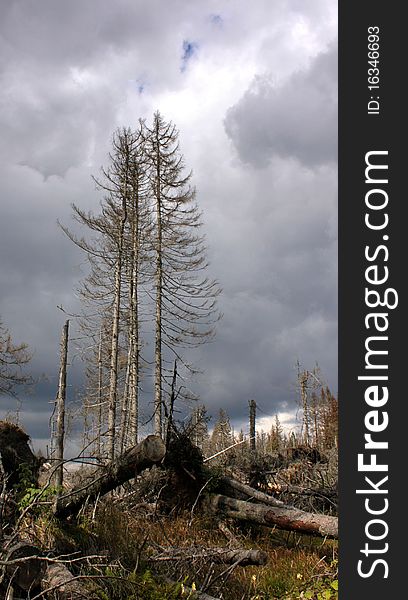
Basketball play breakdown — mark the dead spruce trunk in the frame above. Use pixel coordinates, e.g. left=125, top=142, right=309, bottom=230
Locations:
left=3, top=542, right=46, bottom=592
left=54, top=435, right=165, bottom=519
left=54, top=319, right=69, bottom=490
left=41, top=563, right=99, bottom=600
left=220, top=476, right=287, bottom=508
left=208, top=494, right=338, bottom=539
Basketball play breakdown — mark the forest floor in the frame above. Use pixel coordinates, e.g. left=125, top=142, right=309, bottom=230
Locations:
left=18, top=492, right=337, bottom=600
left=1, top=421, right=338, bottom=599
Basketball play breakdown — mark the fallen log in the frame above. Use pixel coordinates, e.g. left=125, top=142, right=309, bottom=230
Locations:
left=220, top=476, right=287, bottom=508
left=3, top=542, right=46, bottom=592
left=149, top=546, right=267, bottom=566
left=207, top=494, right=338, bottom=539
left=54, top=435, right=165, bottom=519
left=42, top=566, right=217, bottom=600
left=40, top=563, right=99, bottom=600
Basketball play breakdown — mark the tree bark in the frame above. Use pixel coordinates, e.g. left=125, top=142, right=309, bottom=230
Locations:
left=207, top=494, right=338, bottom=539
left=96, top=325, right=104, bottom=458
left=119, top=345, right=131, bottom=453
left=220, top=476, right=287, bottom=508
left=54, top=320, right=69, bottom=490
left=41, top=563, right=99, bottom=600
left=3, top=542, right=46, bottom=592
left=54, top=435, right=165, bottom=519
left=107, top=199, right=127, bottom=461
left=249, top=399, right=256, bottom=451
left=107, top=253, right=122, bottom=461
left=154, top=132, right=163, bottom=438
left=129, top=179, right=140, bottom=447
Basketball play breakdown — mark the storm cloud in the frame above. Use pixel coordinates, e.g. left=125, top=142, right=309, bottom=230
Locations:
left=0, top=0, right=337, bottom=450
left=224, top=44, right=337, bottom=168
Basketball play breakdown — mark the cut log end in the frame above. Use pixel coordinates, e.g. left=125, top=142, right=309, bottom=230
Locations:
left=139, top=434, right=167, bottom=462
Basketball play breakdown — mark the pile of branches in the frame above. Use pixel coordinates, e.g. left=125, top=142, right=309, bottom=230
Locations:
left=0, top=423, right=338, bottom=599
left=227, top=446, right=338, bottom=516
left=259, top=448, right=338, bottom=515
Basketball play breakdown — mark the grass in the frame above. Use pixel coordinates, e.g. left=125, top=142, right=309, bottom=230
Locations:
left=13, top=461, right=338, bottom=599
left=82, top=502, right=338, bottom=599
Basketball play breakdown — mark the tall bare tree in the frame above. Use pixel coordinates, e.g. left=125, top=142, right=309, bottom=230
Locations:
left=53, top=319, right=69, bottom=490
left=122, top=128, right=150, bottom=448
left=61, top=126, right=150, bottom=459
left=144, top=112, right=221, bottom=436
left=62, top=115, right=221, bottom=454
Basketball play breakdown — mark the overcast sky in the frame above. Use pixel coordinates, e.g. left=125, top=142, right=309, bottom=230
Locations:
left=0, top=0, right=337, bottom=452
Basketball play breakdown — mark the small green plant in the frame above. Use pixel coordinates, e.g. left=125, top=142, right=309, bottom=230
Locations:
left=13, top=462, right=37, bottom=494
left=297, top=578, right=338, bottom=599
left=139, top=569, right=185, bottom=599
left=14, top=462, right=59, bottom=514
left=91, top=567, right=186, bottom=600
left=17, top=484, right=59, bottom=513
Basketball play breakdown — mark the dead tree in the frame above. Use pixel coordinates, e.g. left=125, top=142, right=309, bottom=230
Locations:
left=61, top=128, right=149, bottom=460
left=299, top=368, right=310, bottom=446
left=143, top=112, right=221, bottom=437
left=207, top=494, right=338, bottom=539
left=219, top=476, right=287, bottom=508
left=2, top=542, right=47, bottom=592
left=96, top=324, right=104, bottom=457
left=53, top=320, right=69, bottom=490
left=41, top=563, right=100, bottom=600
left=249, top=399, right=256, bottom=451
left=106, top=197, right=127, bottom=462
left=54, top=435, right=165, bottom=519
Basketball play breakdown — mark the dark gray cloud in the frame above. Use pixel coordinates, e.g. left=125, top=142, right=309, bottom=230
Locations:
left=0, top=0, right=337, bottom=449
left=224, top=44, right=337, bottom=168
left=190, top=157, right=337, bottom=428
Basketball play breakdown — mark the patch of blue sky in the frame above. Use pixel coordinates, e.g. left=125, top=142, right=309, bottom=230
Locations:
left=209, top=14, right=223, bottom=26
left=181, top=40, right=199, bottom=72
left=128, top=78, right=146, bottom=94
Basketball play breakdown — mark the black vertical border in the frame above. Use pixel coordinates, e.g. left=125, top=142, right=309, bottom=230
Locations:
left=339, top=1, right=405, bottom=597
